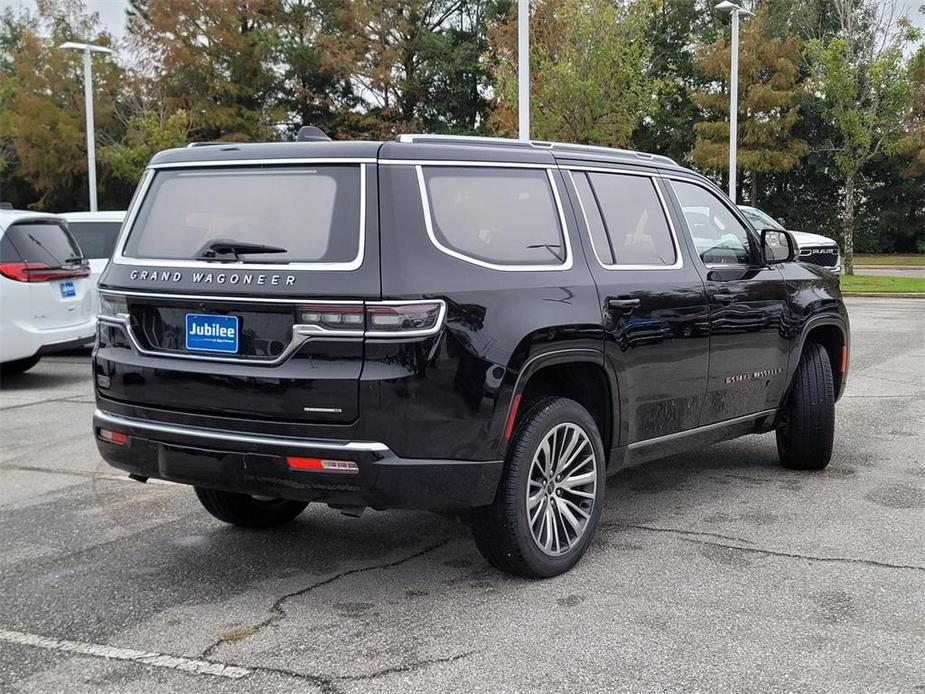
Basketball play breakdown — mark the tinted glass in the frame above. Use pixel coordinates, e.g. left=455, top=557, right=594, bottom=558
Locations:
left=740, top=207, right=783, bottom=231
left=1, top=222, right=82, bottom=265
left=587, top=173, right=676, bottom=266
left=571, top=172, right=614, bottom=265
left=672, top=181, right=752, bottom=265
left=67, top=221, right=122, bottom=259
left=422, top=167, right=565, bottom=266
left=123, top=166, right=362, bottom=263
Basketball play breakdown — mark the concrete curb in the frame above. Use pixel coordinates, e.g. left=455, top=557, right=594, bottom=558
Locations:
left=842, top=292, right=925, bottom=298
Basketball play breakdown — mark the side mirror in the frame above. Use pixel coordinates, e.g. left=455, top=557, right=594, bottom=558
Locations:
left=760, top=228, right=796, bottom=264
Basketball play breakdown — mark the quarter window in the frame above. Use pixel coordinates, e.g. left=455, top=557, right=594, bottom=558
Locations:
left=672, top=180, right=752, bottom=265
left=572, top=171, right=677, bottom=267
left=420, top=167, right=567, bottom=268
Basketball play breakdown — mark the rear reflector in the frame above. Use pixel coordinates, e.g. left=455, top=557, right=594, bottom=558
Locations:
left=99, top=429, right=128, bottom=445
left=286, top=456, right=359, bottom=474
left=840, top=345, right=848, bottom=373
left=503, top=393, right=523, bottom=440
left=0, top=262, right=90, bottom=282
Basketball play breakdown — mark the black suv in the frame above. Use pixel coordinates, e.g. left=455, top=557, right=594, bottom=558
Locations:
left=93, top=134, right=849, bottom=578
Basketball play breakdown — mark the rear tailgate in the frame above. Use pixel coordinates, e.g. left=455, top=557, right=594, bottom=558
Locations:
left=0, top=221, right=93, bottom=329
left=96, top=157, right=381, bottom=425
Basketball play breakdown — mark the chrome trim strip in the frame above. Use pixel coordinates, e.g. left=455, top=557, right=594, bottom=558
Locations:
left=149, top=157, right=377, bottom=169
left=627, top=409, right=779, bottom=450
left=415, top=165, right=573, bottom=272
left=566, top=171, right=684, bottom=271
left=94, top=409, right=390, bottom=452
left=111, top=163, right=367, bottom=272
left=101, top=289, right=343, bottom=305
left=381, top=159, right=551, bottom=169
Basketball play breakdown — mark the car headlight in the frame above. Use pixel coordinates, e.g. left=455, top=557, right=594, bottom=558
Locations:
left=99, top=293, right=129, bottom=319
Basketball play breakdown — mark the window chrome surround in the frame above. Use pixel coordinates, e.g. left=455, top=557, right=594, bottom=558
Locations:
left=94, top=409, right=391, bottom=452
left=111, top=160, right=370, bottom=272
left=411, top=162, right=574, bottom=272
left=565, top=168, right=684, bottom=271
left=97, top=291, right=447, bottom=364
left=663, top=174, right=760, bottom=270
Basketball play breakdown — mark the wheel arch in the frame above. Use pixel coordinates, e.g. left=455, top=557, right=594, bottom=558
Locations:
left=784, top=315, right=849, bottom=404
left=499, top=348, right=617, bottom=460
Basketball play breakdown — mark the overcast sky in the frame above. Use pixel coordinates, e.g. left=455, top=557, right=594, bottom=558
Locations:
left=2, top=0, right=923, bottom=40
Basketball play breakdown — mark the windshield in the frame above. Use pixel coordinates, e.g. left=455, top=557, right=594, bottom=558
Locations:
left=739, top=207, right=783, bottom=231
left=122, top=165, right=362, bottom=264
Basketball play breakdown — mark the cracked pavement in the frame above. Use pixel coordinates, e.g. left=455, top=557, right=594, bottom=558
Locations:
left=0, top=297, right=922, bottom=693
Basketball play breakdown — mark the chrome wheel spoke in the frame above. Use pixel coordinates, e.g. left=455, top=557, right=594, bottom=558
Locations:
left=525, top=421, right=598, bottom=557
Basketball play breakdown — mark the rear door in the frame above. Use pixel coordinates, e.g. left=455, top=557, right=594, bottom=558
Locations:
left=561, top=163, right=710, bottom=443
left=97, top=159, right=379, bottom=425
left=665, top=176, right=790, bottom=425
left=0, top=221, right=93, bottom=329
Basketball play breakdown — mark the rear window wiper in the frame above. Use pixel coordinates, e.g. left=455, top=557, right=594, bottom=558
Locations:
left=195, top=239, right=288, bottom=262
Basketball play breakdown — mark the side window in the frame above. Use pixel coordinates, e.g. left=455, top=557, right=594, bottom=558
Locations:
left=67, top=221, right=122, bottom=259
left=570, top=172, right=614, bottom=265
left=420, top=166, right=567, bottom=268
left=589, top=173, right=677, bottom=266
left=671, top=180, right=752, bottom=265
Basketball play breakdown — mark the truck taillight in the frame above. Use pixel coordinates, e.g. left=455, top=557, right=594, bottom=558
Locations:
left=296, top=301, right=446, bottom=337
left=0, top=262, right=90, bottom=282
left=365, top=302, right=445, bottom=336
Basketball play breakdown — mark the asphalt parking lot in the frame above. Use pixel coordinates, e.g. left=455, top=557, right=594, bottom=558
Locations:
left=1, top=297, right=922, bottom=693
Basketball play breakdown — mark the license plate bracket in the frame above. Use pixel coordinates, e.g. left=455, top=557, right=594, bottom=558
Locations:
left=185, top=313, right=239, bottom=353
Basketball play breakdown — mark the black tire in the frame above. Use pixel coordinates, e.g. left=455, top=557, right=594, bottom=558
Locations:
left=1, top=355, right=41, bottom=376
left=471, top=397, right=606, bottom=578
left=194, top=487, right=308, bottom=528
left=776, top=341, right=835, bottom=470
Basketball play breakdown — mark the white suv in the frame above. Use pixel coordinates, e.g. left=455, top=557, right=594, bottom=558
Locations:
left=60, top=211, right=125, bottom=316
left=0, top=209, right=95, bottom=374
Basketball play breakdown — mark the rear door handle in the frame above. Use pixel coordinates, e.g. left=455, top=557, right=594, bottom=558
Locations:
left=607, top=298, right=641, bottom=314
left=711, top=293, right=737, bottom=304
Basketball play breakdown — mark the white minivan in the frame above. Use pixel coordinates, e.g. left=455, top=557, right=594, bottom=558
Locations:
left=60, top=211, right=125, bottom=316
left=0, top=209, right=95, bottom=374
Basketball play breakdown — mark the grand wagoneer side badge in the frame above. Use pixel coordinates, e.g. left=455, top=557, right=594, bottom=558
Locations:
left=725, top=367, right=783, bottom=384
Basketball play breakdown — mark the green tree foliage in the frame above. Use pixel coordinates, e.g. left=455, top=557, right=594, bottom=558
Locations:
left=127, top=0, right=284, bottom=142
left=805, top=0, right=922, bottom=273
left=0, top=0, right=123, bottom=209
left=691, top=8, right=809, bottom=203
left=488, top=0, right=655, bottom=147
left=98, top=109, right=190, bottom=184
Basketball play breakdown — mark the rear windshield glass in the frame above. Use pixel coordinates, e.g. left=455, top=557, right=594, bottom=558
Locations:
left=1, top=222, right=82, bottom=266
left=122, top=165, right=362, bottom=263
left=422, top=167, right=566, bottom=267
left=67, top=221, right=122, bottom=259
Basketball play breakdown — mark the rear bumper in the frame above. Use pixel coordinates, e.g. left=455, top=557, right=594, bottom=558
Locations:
left=93, top=409, right=503, bottom=510
left=1, top=316, right=95, bottom=363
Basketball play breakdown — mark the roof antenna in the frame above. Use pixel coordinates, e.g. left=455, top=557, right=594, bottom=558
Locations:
left=296, top=126, right=331, bottom=142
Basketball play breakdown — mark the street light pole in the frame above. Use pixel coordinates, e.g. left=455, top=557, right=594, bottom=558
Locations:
left=59, top=42, right=112, bottom=212
left=714, top=2, right=751, bottom=203
left=517, top=0, right=529, bottom=140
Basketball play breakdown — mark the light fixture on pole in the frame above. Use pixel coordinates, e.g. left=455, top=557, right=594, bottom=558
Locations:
left=517, top=0, right=529, bottom=140
left=714, top=1, right=751, bottom=203
left=59, top=41, right=113, bottom=212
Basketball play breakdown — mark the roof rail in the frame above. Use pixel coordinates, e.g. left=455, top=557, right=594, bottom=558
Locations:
left=394, top=134, right=678, bottom=166
left=186, top=142, right=224, bottom=148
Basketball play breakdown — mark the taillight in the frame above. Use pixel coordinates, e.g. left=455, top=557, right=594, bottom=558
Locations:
left=297, top=303, right=365, bottom=332
left=366, top=302, right=444, bottom=336
left=286, top=456, right=359, bottom=473
left=295, top=301, right=445, bottom=337
left=99, top=293, right=129, bottom=319
left=98, top=428, right=128, bottom=445
left=0, top=262, right=90, bottom=282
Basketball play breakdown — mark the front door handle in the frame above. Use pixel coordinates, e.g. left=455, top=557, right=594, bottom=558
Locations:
left=711, top=292, right=737, bottom=304
left=607, top=298, right=641, bottom=314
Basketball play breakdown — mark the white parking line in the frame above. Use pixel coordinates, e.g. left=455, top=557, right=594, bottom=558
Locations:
left=0, top=629, right=251, bottom=680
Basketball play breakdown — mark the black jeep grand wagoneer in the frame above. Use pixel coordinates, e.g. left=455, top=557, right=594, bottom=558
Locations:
left=94, top=134, right=849, bottom=578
